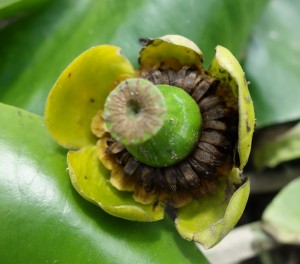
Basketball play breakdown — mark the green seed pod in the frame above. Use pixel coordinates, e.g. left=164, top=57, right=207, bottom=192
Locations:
left=104, top=78, right=202, bottom=167
left=104, top=78, right=166, bottom=146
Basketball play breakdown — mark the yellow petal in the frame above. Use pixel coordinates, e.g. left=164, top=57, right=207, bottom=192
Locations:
left=139, top=35, right=203, bottom=71
left=209, top=46, right=255, bottom=169
left=68, top=145, right=164, bottom=222
left=45, top=45, right=135, bottom=150
left=176, top=168, right=250, bottom=249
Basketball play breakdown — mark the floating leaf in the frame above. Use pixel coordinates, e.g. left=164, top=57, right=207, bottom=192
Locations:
left=0, top=103, right=207, bottom=263
left=0, top=0, right=50, bottom=20
left=0, top=0, right=267, bottom=115
left=245, top=0, right=300, bottom=127
left=253, top=122, right=300, bottom=169
left=263, top=177, right=300, bottom=244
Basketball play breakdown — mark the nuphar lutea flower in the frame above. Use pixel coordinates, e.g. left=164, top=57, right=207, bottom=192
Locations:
left=45, top=35, right=255, bottom=248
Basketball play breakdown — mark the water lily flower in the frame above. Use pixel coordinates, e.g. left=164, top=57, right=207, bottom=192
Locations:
left=45, top=35, right=255, bottom=249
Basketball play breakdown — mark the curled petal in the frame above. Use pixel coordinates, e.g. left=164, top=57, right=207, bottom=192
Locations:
left=109, top=163, right=135, bottom=192
left=45, top=45, right=135, bottom=150
left=91, top=110, right=107, bottom=138
left=67, top=146, right=164, bottom=222
left=139, top=35, right=203, bottom=71
left=96, top=137, right=134, bottom=192
left=209, top=46, right=255, bottom=169
left=97, top=138, right=157, bottom=205
left=133, top=187, right=157, bottom=205
left=175, top=168, right=250, bottom=249
left=96, top=137, right=116, bottom=170
left=161, top=191, right=193, bottom=209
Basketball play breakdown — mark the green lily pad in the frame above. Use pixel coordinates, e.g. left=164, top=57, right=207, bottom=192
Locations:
left=176, top=168, right=250, bottom=249
left=245, top=0, right=300, bottom=127
left=253, top=122, right=300, bottom=170
left=0, top=0, right=50, bottom=20
left=0, top=0, right=267, bottom=115
left=0, top=0, right=20, bottom=9
left=263, top=177, right=300, bottom=244
left=0, top=102, right=208, bottom=263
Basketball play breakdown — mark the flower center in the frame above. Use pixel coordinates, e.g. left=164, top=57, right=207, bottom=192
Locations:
left=103, top=78, right=166, bottom=146
left=104, top=78, right=202, bottom=167
left=126, top=99, right=141, bottom=117
left=98, top=66, right=238, bottom=207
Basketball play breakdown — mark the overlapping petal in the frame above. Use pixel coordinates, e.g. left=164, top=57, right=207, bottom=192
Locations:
left=172, top=45, right=254, bottom=248
left=68, top=146, right=164, bottom=221
left=45, top=45, right=135, bottom=149
left=209, top=46, right=255, bottom=169
left=139, top=35, right=203, bottom=71
left=176, top=168, right=250, bottom=248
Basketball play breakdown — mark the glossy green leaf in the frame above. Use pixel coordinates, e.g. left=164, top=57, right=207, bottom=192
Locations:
left=176, top=168, right=250, bottom=249
left=245, top=0, right=300, bottom=127
left=0, top=0, right=50, bottom=20
left=0, top=103, right=208, bottom=263
left=0, top=0, right=20, bottom=9
left=0, top=0, right=267, bottom=115
left=253, top=122, right=300, bottom=169
left=263, top=177, right=300, bottom=244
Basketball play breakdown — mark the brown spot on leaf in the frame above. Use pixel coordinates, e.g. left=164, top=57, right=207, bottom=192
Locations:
left=68, top=72, right=72, bottom=78
left=246, top=120, right=251, bottom=132
left=90, top=98, right=95, bottom=103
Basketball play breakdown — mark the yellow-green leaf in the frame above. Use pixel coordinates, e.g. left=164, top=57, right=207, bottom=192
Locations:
left=253, top=122, right=300, bottom=170
left=263, top=177, right=300, bottom=244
